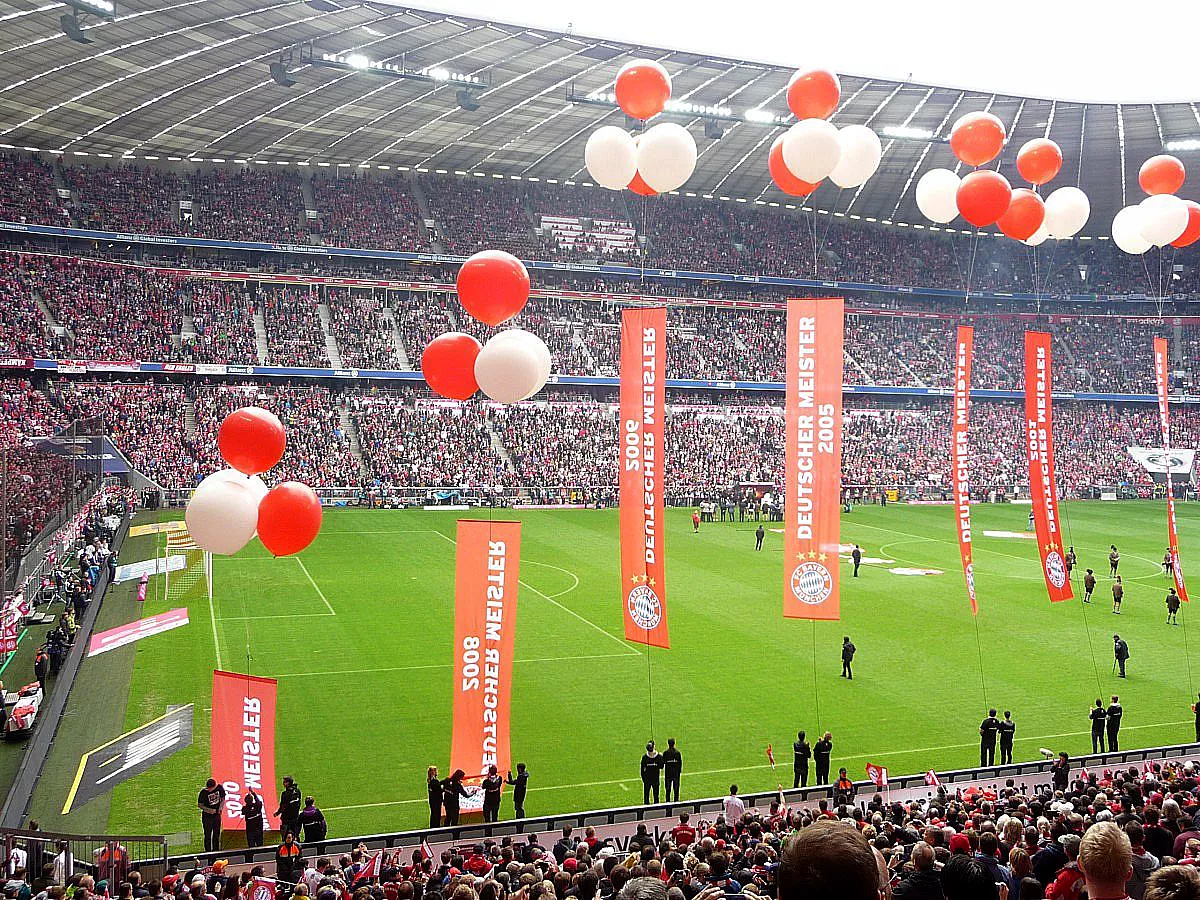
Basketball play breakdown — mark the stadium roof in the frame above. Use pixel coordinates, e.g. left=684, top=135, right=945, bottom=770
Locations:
left=1, top=0, right=1198, bottom=234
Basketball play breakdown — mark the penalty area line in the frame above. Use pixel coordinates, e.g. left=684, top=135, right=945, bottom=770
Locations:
left=297, top=558, right=336, bottom=615
left=273, top=652, right=635, bottom=679
left=322, top=718, right=1195, bottom=812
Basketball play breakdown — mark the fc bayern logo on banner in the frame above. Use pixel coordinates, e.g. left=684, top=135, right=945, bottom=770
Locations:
left=1045, top=551, right=1067, bottom=589
left=790, top=562, right=833, bottom=605
left=628, top=585, right=663, bottom=630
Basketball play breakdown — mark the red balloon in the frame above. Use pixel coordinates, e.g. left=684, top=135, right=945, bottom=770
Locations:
left=455, top=250, right=530, bottom=326
left=421, top=332, right=481, bottom=400
left=614, top=60, right=671, bottom=120
left=950, top=112, right=1006, bottom=167
left=956, top=170, right=1012, bottom=228
left=1015, top=138, right=1063, bottom=186
left=1140, top=155, right=1186, bottom=195
left=768, top=136, right=820, bottom=196
left=627, top=171, right=658, bottom=196
left=257, top=482, right=322, bottom=557
left=997, top=189, right=1046, bottom=241
left=787, top=69, right=840, bottom=120
left=217, top=406, right=286, bottom=476
left=1171, top=199, right=1200, bottom=248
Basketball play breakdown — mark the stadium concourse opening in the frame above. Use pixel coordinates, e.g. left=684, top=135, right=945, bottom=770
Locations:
left=0, top=5, right=1199, bottom=900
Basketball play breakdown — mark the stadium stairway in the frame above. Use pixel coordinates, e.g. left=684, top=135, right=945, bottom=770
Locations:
left=410, top=176, right=446, bottom=254
left=339, top=406, right=369, bottom=480
left=252, top=310, right=269, bottom=364
left=381, top=307, right=411, bottom=369
left=843, top=346, right=873, bottom=385
left=183, top=395, right=197, bottom=438
left=482, top=416, right=518, bottom=479
left=317, top=302, right=345, bottom=368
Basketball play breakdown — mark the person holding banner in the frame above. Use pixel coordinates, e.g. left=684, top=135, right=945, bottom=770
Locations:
left=243, top=788, right=265, bottom=848
left=196, top=779, right=225, bottom=852
left=481, top=765, right=503, bottom=823
left=440, top=769, right=473, bottom=826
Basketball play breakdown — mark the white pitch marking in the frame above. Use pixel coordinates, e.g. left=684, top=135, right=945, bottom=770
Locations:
left=297, top=557, right=336, bottom=615
left=273, top=652, right=633, bottom=679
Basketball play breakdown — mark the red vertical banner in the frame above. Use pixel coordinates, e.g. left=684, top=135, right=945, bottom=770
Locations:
left=619, top=307, right=669, bottom=647
left=1024, top=332, right=1074, bottom=602
left=1154, top=337, right=1190, bottom=602
left=449, top=520, right=520, bottom=802
left=784, top=297, right=844, bottom=619
left=211, top=670, right=280, bottom=832
left=952, top=326, right=979, bottom=615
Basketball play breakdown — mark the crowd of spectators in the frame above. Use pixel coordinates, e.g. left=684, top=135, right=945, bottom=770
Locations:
left=314, top=174, right=425, bottom=251
left=186, top=280, right=259, bottom=364
left=420, top=176, right=542, bottom=258
left=0, top=255, right=55, bottom=356
left=259, top=286, right=330, bottom=368
left=0, top=154, right=65, bottom=226
left=183, top=169, right=307, bottom=244
left=326, top=288, right=401, bottom=370
left=64, top=163, right=184, bottom=234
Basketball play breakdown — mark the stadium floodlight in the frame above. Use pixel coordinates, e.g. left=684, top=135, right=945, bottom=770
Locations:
left=571, top=85, right=780, bottom=127
left=308, top=47, right=489, bottom=86
left=882, top=125, right=936, bottom=140
left=456, top=89, right=480, bottom=112
left=744, top=108, right=785, bottom=125
left=1165, top=139, right=1200, bottom=151
left=704, top=120, right=724, bottom=140
left=65, top=0, right=115, bottom=16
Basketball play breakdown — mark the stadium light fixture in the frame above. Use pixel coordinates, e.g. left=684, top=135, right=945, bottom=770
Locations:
left=456, top=89, right=480, bottom=112
left=882, top=125, right=937, bottom=141
left=276, top=43, right=490, bottom=88
left=59, top=0, right=114, bottom=43
left=569, top=85, right=778, bottom=126
left=269, top=61, right=297, bottom=87
left=1165, top=139, right=1200, bottom=151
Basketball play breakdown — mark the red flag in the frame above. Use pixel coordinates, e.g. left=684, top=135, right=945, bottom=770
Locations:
left=766, top=744, right=776, bottom=769
left=249, top=879, right=276, bottom=900
left=866, top=763, right=888, bottom=787
left=619, top=307, right=669, bottom=647
left=1154, top=338, right=1190, bottom=603
left=952, top=325, right=978, bottom=615
left=784, top=297, right=845, bottom=619
left=924, top=769, right=941, bottom=787
left=355, top=851, right=381, bottom=884
left=420, top=840, right=433, bottom=861
left=1024, top=332, right=1073, bottom=602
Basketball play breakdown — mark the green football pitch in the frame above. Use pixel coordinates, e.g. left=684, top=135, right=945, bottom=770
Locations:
left=27, top=501, right=1200, bottom=848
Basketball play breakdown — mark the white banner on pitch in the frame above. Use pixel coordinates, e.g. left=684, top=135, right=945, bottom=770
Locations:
left=113, top=555, right=187, bottom=584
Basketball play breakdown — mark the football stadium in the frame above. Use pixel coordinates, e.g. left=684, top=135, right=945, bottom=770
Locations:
left=1, top=3, right=1200, bottom=900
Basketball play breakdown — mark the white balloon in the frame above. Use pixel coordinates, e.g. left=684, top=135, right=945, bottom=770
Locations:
left=1138, top=193, right=1189, bottom=247
left=1111, top=205, right=1152, bottom=255
left=829, top=125, right=882, bottom=189
left=475, top=334, right=546, bottom=404
left=781, top=119, right=841, bottom=183
left=915, top=169, right=961, bottom=224
left=185, top=469, right=260, bottom=555
left=1043, top=186, right=1090, bottom=238
left=1023, top=224, right=1051, bottom=247
left=584, top=126, right=638, bottom=191
left=488, top=328, right=552, bottom=389
left=635, top=122, right=697, bottom=193
left=208, top=468, right=269, bottom=504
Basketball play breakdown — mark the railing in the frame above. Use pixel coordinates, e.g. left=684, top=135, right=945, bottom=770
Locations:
left=167, top=741, right=1200, bottom=869
left=0, top=827, right=167, bottom=882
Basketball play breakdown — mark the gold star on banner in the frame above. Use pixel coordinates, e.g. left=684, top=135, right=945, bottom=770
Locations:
left=648, top=577, right=657, bottom=587
left=818, top=553, right=828, bottom=562
left=807, top=551, right=818, bottom=560
left=796, top=552, right=806, bottom=562
left=630, top=574, right=640, bottom=584
left=964, top=554, right=972, bottom=565
left=639, top=574, right=648, bottom=584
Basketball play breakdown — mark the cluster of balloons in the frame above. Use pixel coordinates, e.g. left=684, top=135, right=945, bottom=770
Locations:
left=584, top=61, right=697, bottom=195
left=421, top=250, right=553, bottom=404
left=768, top=69, right=882, bottom=196
left=915, top=114, right=1089, bottom=244
left=185, top=407, right=323, bottom=558
left=1110, top=155, right=1200, bottom=254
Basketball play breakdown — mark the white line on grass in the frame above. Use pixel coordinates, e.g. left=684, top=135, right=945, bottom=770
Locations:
left=425, top=528, right=639, bottom=657
left=297, top=558, right=336, bottom=615
left=219, top=613, right=339, bottom=621
left=208, top=563, right=223, bottom=671
left=523, top=560, right=580, bottom=599
left=273, top=652, right=634, bottom=679
left=322, top=718, right=1195, bottom=812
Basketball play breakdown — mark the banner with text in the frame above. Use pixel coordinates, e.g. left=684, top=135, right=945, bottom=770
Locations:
left=952, top=326, right=978, bottom=615
left=450, top=520, right=521, bottom=804
left=620, top=307, right=670, bottom=647
left=211, top=670, right=280, bottom=832
left=784, top=297, right=844, bottom=619
left=1024, top=332, right=1073, bottom=602
left=1155, top=338, right=1191, bottom=602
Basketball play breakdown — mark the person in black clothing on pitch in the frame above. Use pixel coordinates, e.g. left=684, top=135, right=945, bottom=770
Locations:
left=1107, top=695, right=1123, bottom=751
left=662, top=738, right=682, bottom=802
left=1090, top=698, right=1108, bottom=752
left=841, top=636, right=856, bottom=679
left=441, top=769, right=473, bottom=826
left=1193, top=693, right=1200, bottom=742
left=793, top=731, right=811, bottom=788
left=275, top=776, right=302, bottom=839
left=851, top=545, right=862, bottom=577
left=505, top=763, right=528, bottom=819
left=426, top=766, right=442, bottom=828
left=979, top=709, right=1000, bottom=765
left=1167, top=588, right=1181, bottom=625
left=481, top=765, right=503, bottom=822
left=813, top=731, right=833, bottom=785
left=243, top=786, right=265, bottom=848
left=640, top=740, right=663, bottom=804
left=755, top=524, right=765, bottom=551
left=998, top=710, right=1016, bottom=765
left=197, top=778, right=225, bottom=852
left=1114, top=633, right=1130, bottom=677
